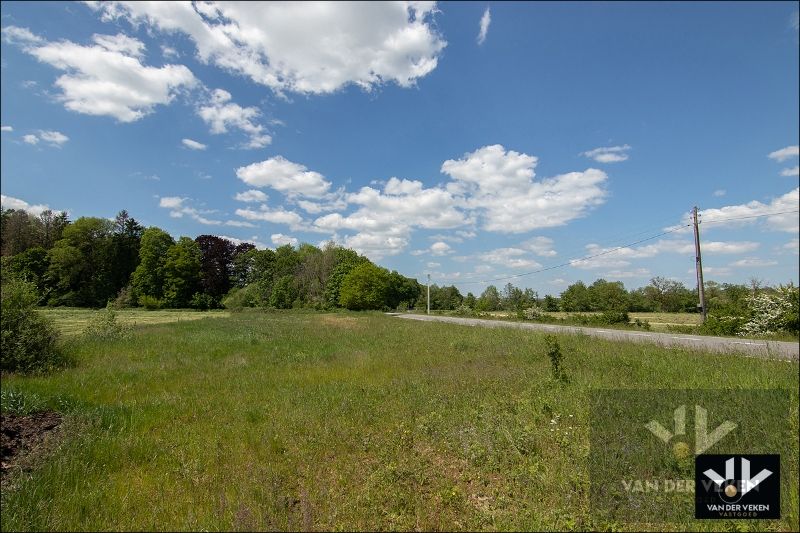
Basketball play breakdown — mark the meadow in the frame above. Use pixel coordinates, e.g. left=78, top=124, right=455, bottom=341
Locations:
left=1, top=310, right=798, bottom=531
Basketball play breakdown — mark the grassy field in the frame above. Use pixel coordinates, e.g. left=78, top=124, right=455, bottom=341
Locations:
left=1, top=311, right=798, bottom=531
left=40, top=308, right=231, bottom=336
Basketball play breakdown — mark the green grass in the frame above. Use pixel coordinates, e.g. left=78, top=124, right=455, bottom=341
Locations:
left=40, top=308, right=231, bottom=336
left=1, top=311, right=797, bottom=531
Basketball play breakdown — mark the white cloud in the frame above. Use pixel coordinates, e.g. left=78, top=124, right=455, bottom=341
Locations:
left=20, top=130, right=69, bottom=147
left=713, top=189, right=726, bottom=197
left=235, top=204, right=306, bottom=230
left=730, top=258, right=778, bottom=268
left=430, top=241, right=452, bottom=256
left=601, top=268, right=651, bottom=279
left=182, top=138, right=207, bottom=150
left=792, top=11, right=799, bottom=31
left=158, top=196, right=221, bottom=225
left=427, top=262, right=441, bottom=268
left=1, top=125, right=13, bottom=132
left=216, top=234, right=267, bottom=249
left=234, top=190, right=268, bottom=203
left=694, top=266, right=732, bottom=277
left=477, top=7, right=491, bottom=45
left=698, top=188, right=799, bottom=233
left=784, top=238, right=799, bottom=252
left=441, top=144, right=608, bottom=233
left=197, top=89, right=271, bottom=149
left=768, top=145, right=799, bottom=162
left=7, top=27, right=196, bottom=122
left=571, top=239, right=759, bottom=269
left=0, top=194, right=52, bottom=216
left=780, top=166, right=799, bottom=177
left=161, top=44, right=179, bottom=59
left=1, top=26, right=43, bottom=45
left=581, top=144, right=631, bottom=163
left=223, top=220, right=256, bottom=228
left=39, top=130, right=69, bottom=146
left=271, top=233, right=299, bottom=247
left=521, top=236, right=557, bottom=257
left=90, top=1, right=446, bottom=95
left=479, top=247, right=542, bottom=269
left=237, top=156, right=331, bottom=197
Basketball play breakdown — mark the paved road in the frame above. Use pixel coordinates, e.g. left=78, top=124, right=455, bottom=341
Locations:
left=391, top=313, right=799, bottom=361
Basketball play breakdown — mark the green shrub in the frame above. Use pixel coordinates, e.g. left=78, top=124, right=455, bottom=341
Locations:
left=1, top=279, right=65, bottom=373
left=190, top=292, right=218, bottom=311
left=454, top=304, right=475, bottom=316
left=83, top=304, right=132, bottom=341
left=138, top=294, right=163, bottom=310
left=221, top=285, right=257, bottom=310
left=699, top=314, right=745, bottom=336
left=544, top=335, right=568, bottom=382
left=599, top=310, right=629, bottom=325
left=522, top=306, right=545, bottom=321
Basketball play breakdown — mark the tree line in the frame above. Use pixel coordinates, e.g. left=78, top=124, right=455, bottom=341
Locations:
left=1, top=208, right=423, bottom=311
left=1, top=206, right=794, bottom=321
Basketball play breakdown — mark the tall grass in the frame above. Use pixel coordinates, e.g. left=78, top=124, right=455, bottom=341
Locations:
left=1, top=311, right=797, bottom=531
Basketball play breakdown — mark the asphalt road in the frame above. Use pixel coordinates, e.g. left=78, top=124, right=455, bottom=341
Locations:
left=391, top=313, right=799, bottom=361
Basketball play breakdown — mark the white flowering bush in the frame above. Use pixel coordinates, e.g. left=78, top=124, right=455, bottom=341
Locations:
left=738, top=284, right=799, bottom=337
left=523, top=305, right=545, bottom=320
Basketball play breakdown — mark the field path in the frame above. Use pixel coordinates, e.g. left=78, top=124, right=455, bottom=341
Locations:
left=391, top=313, right=799, bottom=360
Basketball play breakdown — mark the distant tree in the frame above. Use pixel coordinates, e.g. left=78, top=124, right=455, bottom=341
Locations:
left=431, top=284, right=463, bottom=310
left=645, top=276, right=696, bottom=313
left=195, top=235, right=236, bottom=299
left=339, top=262, right=390, bottom=310
left=588, top=279, right=629, bottom=311
left=109, top=210, right=143, bottom=294
left=230, top=242, right=256, bottom=288
left=132, top=227, right=175, bottom=301
left=38, top=210, right=70, bottom=249
left=542, top=294, right=560, bottom=312
left=386, top=270, right=422, bottom=309
left=476, top=285, right=501, bottom=311
left=1, top=247, right=50, bottom=301
left=47, top=217, right=114, bottom=307
left=269, top=275, right=297, bottom=309
left=464, top=292, right=477, bottom=309
left=560, top=281, right=591, bottom=312
left=1, top=208, right=42, bottom=256
left=163, top=237, right=202, bottom=308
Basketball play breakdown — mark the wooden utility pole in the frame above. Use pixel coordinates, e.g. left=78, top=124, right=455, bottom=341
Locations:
left=692, top=206, right=707, bottom=322
left=427, top=273, right=431, bottom=315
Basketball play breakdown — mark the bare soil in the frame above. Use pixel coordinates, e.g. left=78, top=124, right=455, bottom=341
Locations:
left=1, top=411, right=63, bottom=481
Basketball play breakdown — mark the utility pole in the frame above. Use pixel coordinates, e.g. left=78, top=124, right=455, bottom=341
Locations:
left=427, top=273, right=431, bottom=315
left=692, top=206, right=707, bottom=322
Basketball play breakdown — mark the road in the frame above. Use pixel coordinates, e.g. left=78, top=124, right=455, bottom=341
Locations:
left=390, top=313, right=799, bottom=361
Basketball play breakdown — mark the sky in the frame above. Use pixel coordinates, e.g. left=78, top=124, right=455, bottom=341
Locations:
left=1, top=1, right=798, bottom=296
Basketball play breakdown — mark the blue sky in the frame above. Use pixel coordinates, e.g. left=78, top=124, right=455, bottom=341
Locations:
left=1, top=1, right=798, bottom=295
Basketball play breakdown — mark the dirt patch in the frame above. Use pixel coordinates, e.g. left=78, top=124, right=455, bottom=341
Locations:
left=1, top=411, right=63, bottom=480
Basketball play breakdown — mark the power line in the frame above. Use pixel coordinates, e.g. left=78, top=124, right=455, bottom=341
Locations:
left=439, top=224, right=691, bottom=285
left=433, top=208, right=799, bottom=286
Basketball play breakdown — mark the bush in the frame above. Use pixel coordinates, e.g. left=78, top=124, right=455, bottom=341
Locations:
left=83, top=304, right=132, bottom=341
left=190, top=292, right=218, bottom=311
left=111, top=285, right=136, bottom=309
left=454, top=304, right=475, bottom=316
left=522, top=306, right=545, bottom=321
left=138, top=294, right=163, bottom=310
left=544, top=335, right=568, bottom=382
left=699, top=314, right=745, bottom=336
left=221, top=285, right=257, bottom=310
left=738, top=285, right=798, bottom=337
left=1, top=279, right=65, bottom=373
left=599, top=310, right=629, bottom=325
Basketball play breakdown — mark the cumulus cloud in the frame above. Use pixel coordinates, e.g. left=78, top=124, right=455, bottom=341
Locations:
left=158, top=196, right=224, bottom=225
left=477, top=7, right=491, bottom=45
left=235, top=204, right=306, bottom=230
left=479, top=247, right=542, bottom=269
left=713, top=189, right=726, bottom=197
left=768, top=145, right=799, bottom=162
left=521, top=236, right=557, bottom=257
left=271, top=233, right=299, bottom=247
left=4, top=26, right=196, bottom=122
left=730, top=257, right=778, bottom=268
left=237, top=156, right=332, bottom=198
left=571, top=239, right=759, bottom=269
left=1, top=125, right=13, bottom=132
left=20, top=130, right=69, bottom=147
left=182, top=138, right=207, bottom=150
left=780, top=166, right=799, bottom=177
left=197, top=89, right=271, bottom=149
left=698, top=188, right=799, bottom=234
left=0, top=194, right=53, bottom=216
left=581, top=144, right=631, bottom=163
left=89, top=1, right=446, bottom=94
left=441, top=144, right=608, bottom=233
left=430, top=241, right=452, bottom=256
left=234, top=190, right=268, bottom=203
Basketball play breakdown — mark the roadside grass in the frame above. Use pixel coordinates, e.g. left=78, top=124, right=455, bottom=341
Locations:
left=1, top=311, right=797, bottom=531
left=40, top=308, right=230, bottom=336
